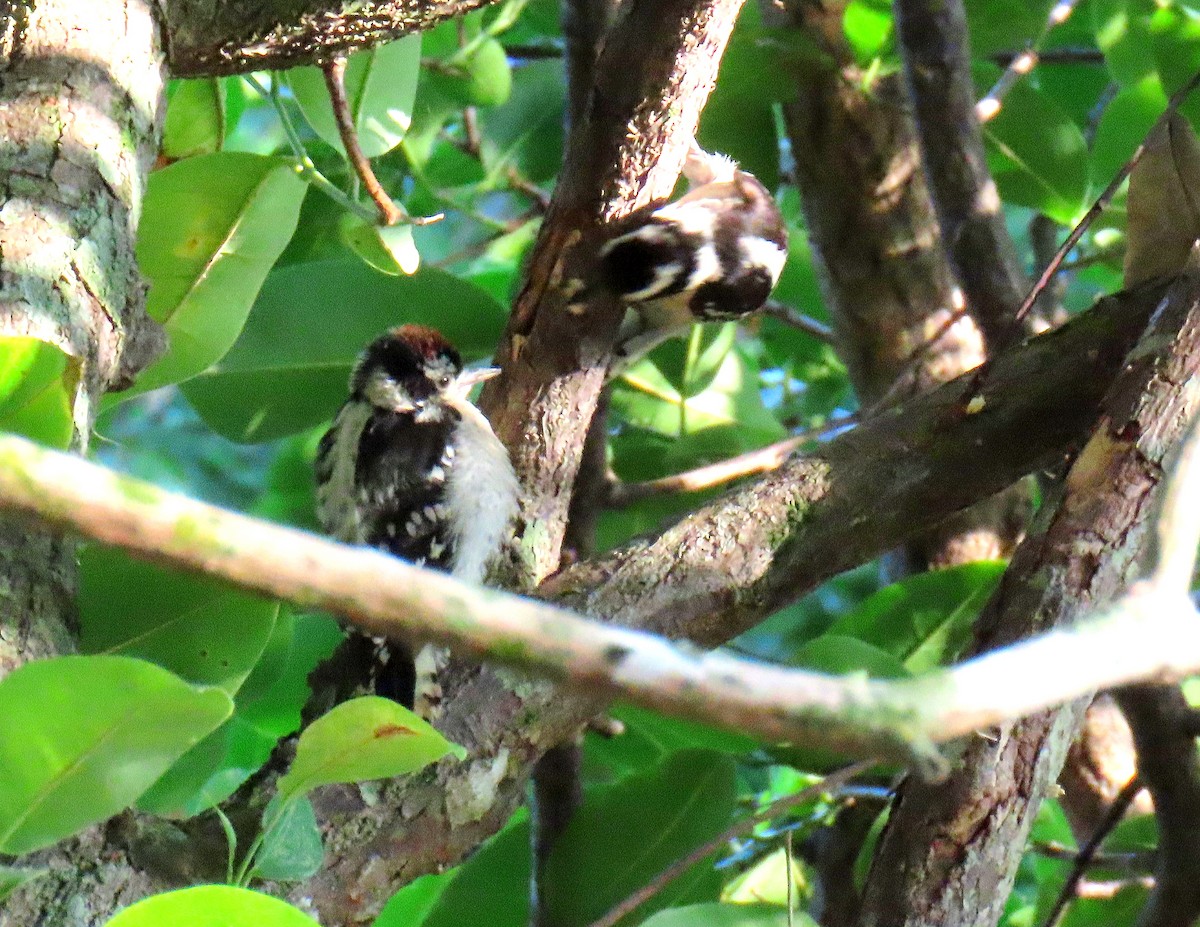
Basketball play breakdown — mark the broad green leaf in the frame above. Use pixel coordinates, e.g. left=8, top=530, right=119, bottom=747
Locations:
left=422, top=810, right=532, bottom=927
left=341, top=213, right=421, bottom=275
left=983, top=82, right=1090, bottom=225
left=790, top=635, right=911, bottom=678
left=542, top=750, right=736, bottom=926
left=180, top=259, right=507, bottom=442
left=641, top=904, right=809, bottom=927
left=1151, top=3, right=1200, bottom=121
left=137, top=612, right=342, bottom=818
left=0, top=865, right=48, bottom=903
left=1091, top=76, right=1168, bottom=186
left=288, top=35, right=421, bottom=159
left=822, top=561, right=1006, bottom=671
left=614, top=346, right=786, bottom=447
left=965, top=0, right=1056, bottom=57
left=253, top=795, right=324, bottom=882
left=104, top=886, right=321, bottom=927
left=477, top=59, right=564, bottom=182
left=1092, top=0, right=1156, bottom=86
left=0, top=656, right=231, bottom=854
left=374, top=870, right=458, bottom=927
left=277, top=696, right=465, bottom=801
left=0, top=336, right=74, bottom=448
left=425, top=37, right=513, bottom=108
left=585, top=703, right=756, bottom=781
left=163, top=79, right=225, bottom=159
left=126, top=152, right=306, bottom=395
left=79, top=547, right=278, bottom=695
left=843, top=0, right=895, bottom=65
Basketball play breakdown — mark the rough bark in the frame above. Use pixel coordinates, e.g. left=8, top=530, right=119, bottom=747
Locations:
left=0, top=0, right=165, bottom=923
left=162, top=0, right=502, bottom=76
left=894, top=0, right=1030, bottom=351
left=857, top=274, right=1200, bottom=927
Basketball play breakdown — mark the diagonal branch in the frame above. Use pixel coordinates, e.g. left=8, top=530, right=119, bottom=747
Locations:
left=163, top=0, right=503, bottom=76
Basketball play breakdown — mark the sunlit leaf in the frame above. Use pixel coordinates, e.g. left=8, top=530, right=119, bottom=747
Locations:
left=287, top=35, right=422, bottom=159
left=125, top=153, right=306, bottom=396
left=163, top=79, right=225, bottom=159
left=0, top=656, right=231, bottom=854
left=641, top=903, right=809, bottom=927
left=277, top=696, right=465, bottom=802
left=104, top=886, right=321, bottom=927
left=0, top=336, right=75, bottom=448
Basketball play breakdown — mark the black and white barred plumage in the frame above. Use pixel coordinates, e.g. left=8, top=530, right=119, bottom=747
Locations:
left=315, top=324, right=519, bottom=713
left=595, top=142, right=789, bottom=368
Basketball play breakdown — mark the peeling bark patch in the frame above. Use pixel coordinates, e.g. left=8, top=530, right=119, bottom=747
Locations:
left=445, top=748, right=511, bottom=827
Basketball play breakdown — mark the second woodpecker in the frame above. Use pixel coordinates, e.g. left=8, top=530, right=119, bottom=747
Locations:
left=595, top=141, right=789, bottom=368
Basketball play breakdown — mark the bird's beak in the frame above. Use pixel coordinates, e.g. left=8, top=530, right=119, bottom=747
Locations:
left=450, top=366, right=502, bottom=399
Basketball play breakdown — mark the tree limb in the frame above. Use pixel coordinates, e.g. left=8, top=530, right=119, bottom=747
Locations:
left=162, top=0, right=503, bottom=77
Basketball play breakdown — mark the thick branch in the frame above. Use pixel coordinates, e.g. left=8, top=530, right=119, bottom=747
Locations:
left=480, top=0, right=746, bottom=587
left=858, top=272, right=1200, bottom=926
left=162, top=0, right=502, bottom=77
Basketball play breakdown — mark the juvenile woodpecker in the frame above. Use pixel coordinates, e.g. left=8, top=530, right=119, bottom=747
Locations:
left=315, top=324, right=520, bottom=714
left=595, top=141, right=789, bottom=369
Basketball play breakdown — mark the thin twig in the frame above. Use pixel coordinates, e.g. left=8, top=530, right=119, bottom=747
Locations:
left=1042, top=775, right=1145, bottom=927
left=1016, top=67, right=1200, bottom=325
left=762, top=301, right=837, bottom=343
left=587, top=761, right=875, bottom=927
left=605, top=414, right=856, bottom=508
left=976, top=0, right=1082, bottom=123
left=321, top=56, right=442, bottom=227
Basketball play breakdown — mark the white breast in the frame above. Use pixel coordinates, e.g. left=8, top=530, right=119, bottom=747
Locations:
left=444, top=401, right=520, bottom=583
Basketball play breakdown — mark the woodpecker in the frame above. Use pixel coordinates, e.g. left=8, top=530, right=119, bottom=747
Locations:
left=314, top=324, right=520, bottom=715
left=595, top=141, right=789, bottom=370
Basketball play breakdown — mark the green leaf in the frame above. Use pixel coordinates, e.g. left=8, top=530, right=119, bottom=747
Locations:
left=180, top=259, right=507, bottom=442
left=287, top=35, right=422, bottom=159
left=823, top=561, right=1006, bottom=672
left=0, top=656, right=232, bottom=854
left=136, top=612, right=343, bottom=818
left=79, top=547, right=279, bottom=695
left=277, top=696, right=465, bottom=802
left=0, top=336, right=75, bottom=448
left=163, top=79, right=226, bottom=159
left=341, top=213, right=421, bottom=275
left=585, top=703, right=756, bottom=781
left=641, top=904, right=808, bottom=927
left=124, top=152, right=306, bottom=396
left=542, top=750, right=736, bottom=926
left=421, top=810, right=532, bottom=927
left=253, top=795, right=324, bottom=882
left=613, top=345, right=786, bottom=447
left=1151, top=3, right=1200, bottom=122
left=1092, top=0, right=1157, bottom=86
left=0, top=864, right=48, bottom=903
left=983, top=82, right=1090, bottom=225
left=374, top=870, right=458, bottom=927
left=425, top=37, right=513, bottom=108
left=1091, top=76, right=1168, bottom=186
left=103, top=886, right=321, bottom=927
left=965, top=0, right=1056, bottom=57
left=790, top=634, right=911, bottom=678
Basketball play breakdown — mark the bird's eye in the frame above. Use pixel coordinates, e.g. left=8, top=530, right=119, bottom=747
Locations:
left=438, top=375, right=452, bottom=389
